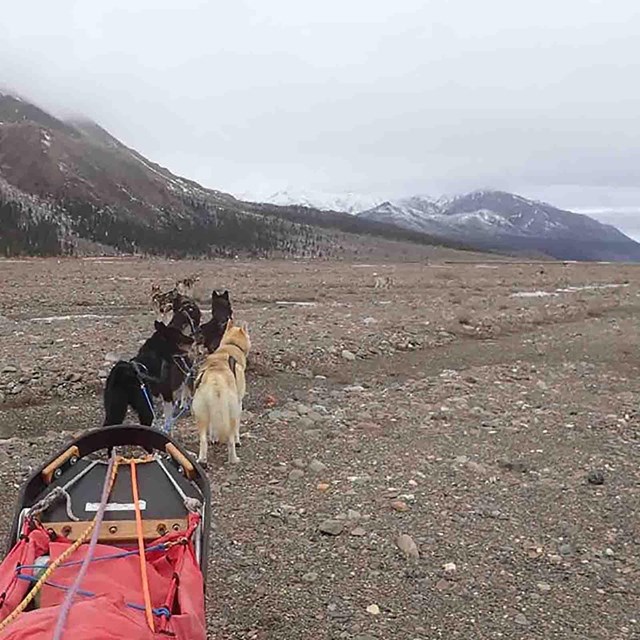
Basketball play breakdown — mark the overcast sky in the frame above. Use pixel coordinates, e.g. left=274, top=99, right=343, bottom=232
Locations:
left=1, top=0, right=639, bottom=235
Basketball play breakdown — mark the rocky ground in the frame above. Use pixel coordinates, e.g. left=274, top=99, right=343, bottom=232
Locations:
left=0, top=256, right=638, bottom=639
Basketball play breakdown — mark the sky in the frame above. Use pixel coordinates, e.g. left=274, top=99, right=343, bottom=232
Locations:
left=1, top=0, right=639, bottom=237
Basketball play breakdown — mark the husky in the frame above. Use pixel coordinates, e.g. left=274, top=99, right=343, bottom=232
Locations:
left=373, top=274, right=394, bottom=289
left=191, top=320, right=251, bottom=466
left=151, top=285, right=179, bottom=323
left=176, top=275, right=200, bottom=298
left=103, top=322, right=195, bottom=428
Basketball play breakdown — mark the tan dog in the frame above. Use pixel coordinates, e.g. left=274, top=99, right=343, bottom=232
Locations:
left=373, top=274, right=394, bottom=289
left=191, top=320, right=251, bottom=466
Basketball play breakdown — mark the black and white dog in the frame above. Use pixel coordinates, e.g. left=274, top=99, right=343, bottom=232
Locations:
left=103, top=294, right=202, bottom=430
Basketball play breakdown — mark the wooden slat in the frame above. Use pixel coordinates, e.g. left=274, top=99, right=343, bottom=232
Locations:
left=165, top=443, right=195, bottom=479
left=45, top=518, right=188, bottom=542
left=42, top=446, right=80, bottom=484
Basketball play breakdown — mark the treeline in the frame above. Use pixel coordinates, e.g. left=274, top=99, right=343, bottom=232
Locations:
left=52, top=199, right=327, bottom=258
left=0, top=198, right=65, bottom=256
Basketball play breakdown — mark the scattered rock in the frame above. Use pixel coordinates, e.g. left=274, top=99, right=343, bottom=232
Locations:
left=396, top=534, right=420, bottom=559
left=317, top=483, right=330, bottom=492
left=443, top=562, right=457, bottom=573
left=288, top=469, right=305, bottom=481
left=350, top=527, right=367, bottom=537
left=587, top=469, right=605, bottom=485
left=341, top=350, right=356, bottom=361
left=308, top=459, right=328, bottom=474
left=537, top=582, right=551, bottom=592
left=365, top=604, right=380, bottom=616
left=346, top=509, right=361, bottom=522
left=498, top=459, right=529, bottom=473
left=301, top=572, right=318, bottom=583
left=319, top=519, right=344, bottom=536
left=2, top=365, right=18, bottom=373
left=514, top=613, right=529, bottom=626
left=390, top=500, right=409, bottom=512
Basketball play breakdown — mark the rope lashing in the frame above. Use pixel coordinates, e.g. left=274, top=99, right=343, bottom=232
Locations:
left=0, top=452, right=120, bottom=635
left=130, top=460, right=155, bottom=632
left=51, top=449, right=119, bottom=640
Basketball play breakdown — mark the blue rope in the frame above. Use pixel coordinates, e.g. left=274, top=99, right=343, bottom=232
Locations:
left=16, top=543, right=167, bottom=572
left=139, top=382, right=157, bottom=422
left=16, top=574, right=171, bottom=619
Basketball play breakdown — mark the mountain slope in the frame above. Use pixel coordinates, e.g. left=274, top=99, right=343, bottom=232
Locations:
left=358, top=191, right=640, bottom=261
left=0, top=91, right=480, bottom=258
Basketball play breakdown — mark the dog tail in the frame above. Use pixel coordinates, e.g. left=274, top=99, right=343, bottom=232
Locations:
left=192, top=378, right=236, bottom=444
left=103, top=361, right=135, bottom=426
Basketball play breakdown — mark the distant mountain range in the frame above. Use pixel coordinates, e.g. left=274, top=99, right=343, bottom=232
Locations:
left=259, top=189, right=640, bottom=262
left=357, top=191, right=640, bottom=261
left=2, top=89, right=638, bottom=262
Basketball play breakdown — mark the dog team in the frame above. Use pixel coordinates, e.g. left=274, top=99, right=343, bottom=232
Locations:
left=103, top=275, right=251, bottom=467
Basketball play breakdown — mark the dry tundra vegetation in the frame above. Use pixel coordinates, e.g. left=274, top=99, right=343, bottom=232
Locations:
left=0, top=251, right=639, bottom=640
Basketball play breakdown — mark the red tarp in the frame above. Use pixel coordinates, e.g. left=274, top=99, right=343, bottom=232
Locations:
left=0, top=517, right=205, bottom=640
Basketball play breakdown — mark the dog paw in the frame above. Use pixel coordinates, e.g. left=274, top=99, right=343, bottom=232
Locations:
left=197, top=458, right=208, bottom=469
left=230, top=456, right=240, bottom=464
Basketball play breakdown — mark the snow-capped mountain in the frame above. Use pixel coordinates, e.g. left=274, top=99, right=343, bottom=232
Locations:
left=256, top=189, right=384, bottom=215
left=358, top=190, right=640, bottom=261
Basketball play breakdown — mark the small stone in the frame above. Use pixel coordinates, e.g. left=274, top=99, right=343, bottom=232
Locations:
left=587, top=470, right=605, bottom=485
left=396, top=534, right=420, bottom=559
left=558, top=543, right=574, bottom=557
left=319, top=519, right=344, bottom=536
left=346, top=509, right=361, bottom=522
left=390, top=500, right=409, bottom=512
left=317, top=482, right=330, bottom=492
left=301, top=572, right=318, bottom=583
left=288, top=469, right=305, bottom=481
left=292, top=458, right=306, bottom=469
left=309, top=459, right=328, bottom=474
left=514, top=613, right=528, bottom=626
left=365, top=604, right=380, bottom=616
left=537, top=582, right=551, bottom=592
left=350, top=527, right=367, bottom=537
left=296, top=403, right=310, bottom=415
left=443, top=562, right=457, bottom=573
left=2, top=365, right=18, bottom=373
left=604, top=548, right=614, bottom=557
left=298, top=416, right=315, bottom=429
left=341, top=350, right=356, bottom=361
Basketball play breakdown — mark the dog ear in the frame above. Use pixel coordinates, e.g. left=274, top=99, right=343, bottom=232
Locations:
left=240, top=321, right=249, bottom=332
left=154, top=320, right=165, bottom=331
left=222, top=290, right=230, bottom=300
left=225, top=318, right=234, bottom=330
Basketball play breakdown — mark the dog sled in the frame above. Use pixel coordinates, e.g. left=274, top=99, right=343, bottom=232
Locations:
left=0, top=425, right=210, bottom=639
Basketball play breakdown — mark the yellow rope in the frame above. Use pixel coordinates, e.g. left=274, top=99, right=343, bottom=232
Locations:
left=0, top=457, right=121, bottom=633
